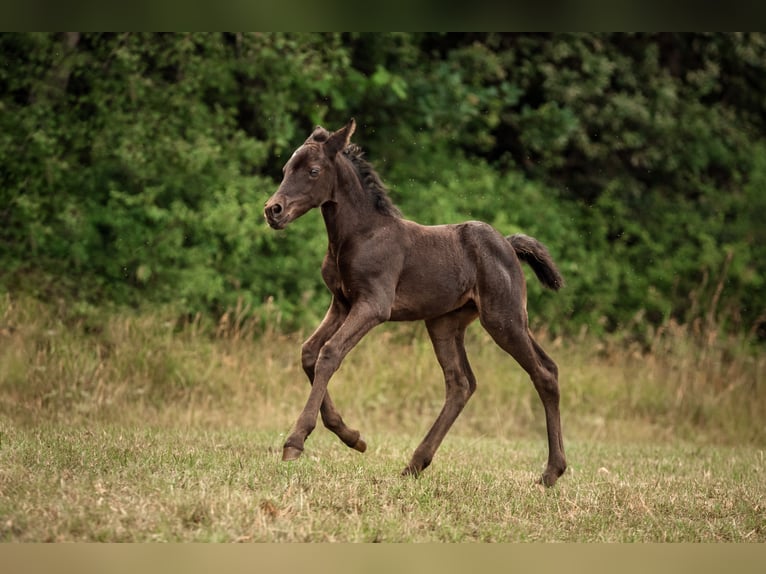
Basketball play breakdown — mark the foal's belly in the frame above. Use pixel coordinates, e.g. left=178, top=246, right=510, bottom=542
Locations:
left=389, top=297, right=475, bottom=322
left=389, top=273, right=476, bottom=321
left=387, top=223, right=479, bottom=321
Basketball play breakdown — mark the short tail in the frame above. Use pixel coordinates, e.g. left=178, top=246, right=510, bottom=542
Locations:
left=508, top=234, right=564, bottom=291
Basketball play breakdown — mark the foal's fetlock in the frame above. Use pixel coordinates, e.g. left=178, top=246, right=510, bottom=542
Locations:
left=401, top=464, right=421, bottom=477
left=402, top=454, right=431, bottom=477
left=351, top=435, right=367, bottom=453
left=335, top=427, right=367, bottom=453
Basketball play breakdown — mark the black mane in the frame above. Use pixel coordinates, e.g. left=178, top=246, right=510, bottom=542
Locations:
left=342, top=144, right=402, bottom=218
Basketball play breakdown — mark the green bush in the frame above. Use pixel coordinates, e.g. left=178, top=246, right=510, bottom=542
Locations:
left=1, top=33, right=764, bottom=340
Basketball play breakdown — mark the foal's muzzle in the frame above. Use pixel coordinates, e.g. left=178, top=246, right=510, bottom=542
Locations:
left=264, top=200, right=286, bottom=229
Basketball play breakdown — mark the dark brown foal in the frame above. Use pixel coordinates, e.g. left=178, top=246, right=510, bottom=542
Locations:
left=264, top=119, right=566, bottom=486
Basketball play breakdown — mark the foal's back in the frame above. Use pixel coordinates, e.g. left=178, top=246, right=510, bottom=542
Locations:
left=377, top=218, right=520, bottom=322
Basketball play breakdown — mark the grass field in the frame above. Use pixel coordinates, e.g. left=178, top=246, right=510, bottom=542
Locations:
left=1, top=295, right=764, bottom=542
left=1, top=425, right=764, bottom=542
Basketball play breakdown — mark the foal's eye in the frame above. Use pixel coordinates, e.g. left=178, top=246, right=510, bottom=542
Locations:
left=309, top=167, right=320, bottom=178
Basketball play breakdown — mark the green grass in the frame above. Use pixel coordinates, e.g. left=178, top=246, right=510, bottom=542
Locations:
left=1, top=425, right=763, bottom=542
left=0, top=294, right=764, bottom=542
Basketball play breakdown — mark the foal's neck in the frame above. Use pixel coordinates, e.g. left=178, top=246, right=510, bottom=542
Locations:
left=320, top=157, right=390, bottom=247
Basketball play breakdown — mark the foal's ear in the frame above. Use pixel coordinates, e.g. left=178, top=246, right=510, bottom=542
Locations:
left=306, top=125, right=330, bottom=143
left=324, top=119, right=356, bottom=159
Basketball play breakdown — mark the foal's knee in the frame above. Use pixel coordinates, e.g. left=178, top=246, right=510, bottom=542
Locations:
left=315, top=342, right=343, bottom=377
left=301, top=341, right=319, bottom=376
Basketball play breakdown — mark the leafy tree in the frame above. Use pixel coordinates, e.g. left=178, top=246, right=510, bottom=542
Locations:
left=1, top=32, right=764, bottom=339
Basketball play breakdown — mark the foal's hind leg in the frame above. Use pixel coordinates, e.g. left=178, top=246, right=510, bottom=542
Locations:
left=403, top=307, right=478, bottom=476
left=297, top=298, right=366, bottom=456
left=473, top=248, right=566, bottom=486
left=525, top=333, right=566, bottom=485
left=480, top=306, right=567, bottom=486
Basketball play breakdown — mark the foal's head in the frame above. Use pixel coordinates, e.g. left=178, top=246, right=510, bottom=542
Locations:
left=264, top=119, right=356, bottom=230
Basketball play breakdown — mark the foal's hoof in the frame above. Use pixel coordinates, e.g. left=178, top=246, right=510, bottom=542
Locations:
left=539, top=468, right=564, bottom=488
left=539, top=474, right=555, bottom=488
left=282, top=445, right=303, bottom=461
left=401, top=465, right=421, bottom=477
left=352, top=436, right=367, bottom=453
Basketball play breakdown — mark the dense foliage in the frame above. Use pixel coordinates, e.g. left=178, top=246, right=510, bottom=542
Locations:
left=1, top=32, right=764, bottom=338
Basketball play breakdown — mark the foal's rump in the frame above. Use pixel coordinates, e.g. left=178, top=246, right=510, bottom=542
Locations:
left=451, top=222, right=563, bottom=291
left=394, top=221, right=564, bottom=312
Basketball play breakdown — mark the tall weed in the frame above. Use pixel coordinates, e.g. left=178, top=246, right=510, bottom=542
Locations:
left=0, top=293, right=762, bottom=446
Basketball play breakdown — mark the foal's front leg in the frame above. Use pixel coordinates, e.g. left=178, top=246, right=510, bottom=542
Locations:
left=297, top=298, right=366, bottom=455
left=283, top=302, right=385, bottom=461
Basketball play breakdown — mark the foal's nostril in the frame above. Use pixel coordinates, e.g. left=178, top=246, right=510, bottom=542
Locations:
left=265, top=202, right=286, bottom=228
left=265, top=203, right=283, bottom=219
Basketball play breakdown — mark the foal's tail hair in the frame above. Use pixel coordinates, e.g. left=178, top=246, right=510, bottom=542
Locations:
left=508, top=234, right=564, bottom=291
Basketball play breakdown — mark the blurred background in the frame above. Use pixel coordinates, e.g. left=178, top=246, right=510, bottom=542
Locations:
left=1, top=32, right=764, bottom=343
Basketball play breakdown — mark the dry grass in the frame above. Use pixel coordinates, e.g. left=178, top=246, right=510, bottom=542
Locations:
left=1, top=423, right=763, bottom=542
left=0, top=293, right=764, bottom=541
